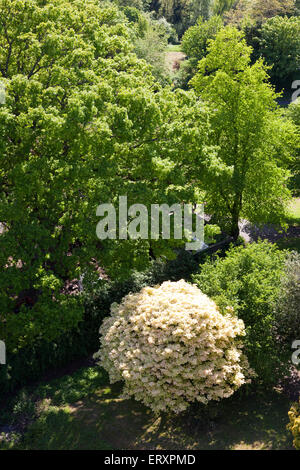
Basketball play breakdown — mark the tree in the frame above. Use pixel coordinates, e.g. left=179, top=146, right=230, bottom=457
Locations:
left=122, top=6, right=175, bottom=84
left=274, top=251, right=300, bottom=349
left=134, top=28, right=170, bottom=84
left=213, top=0, right=235, bottom=16
left=192, top=241, right=288, bottom=385
left=0, top=0, right=156, bottom=341
left=256, top=15, right=300, bottom=89
left=182, top=15, right=223, bottom=68
left=0, top=0, right=214, bottom=346
left=224, top=0, right=296, bottom=26
left=190, top=27, right=297, bottom=239
left=189, top=0, right=214, bottom=22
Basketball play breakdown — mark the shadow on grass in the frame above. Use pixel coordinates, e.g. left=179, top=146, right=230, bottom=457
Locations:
left=16, top=384, right=294, bottom=450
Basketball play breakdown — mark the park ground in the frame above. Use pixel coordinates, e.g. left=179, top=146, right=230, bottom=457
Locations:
left=0, top=363, right=297, bottom=450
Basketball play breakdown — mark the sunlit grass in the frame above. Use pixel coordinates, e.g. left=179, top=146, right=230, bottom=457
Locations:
left=0, top=365, right=295, bottom=450
left=286, top=198, right=300, bottom=226
left=166, top=44, right=182, bottom=52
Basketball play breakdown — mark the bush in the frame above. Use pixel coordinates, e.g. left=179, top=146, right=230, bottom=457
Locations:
left=0, top=251, right=200, bottom=395
left=274, top=251, right=300, bottom=349
left=1, top=295, right=83, bottom=351
left=287, top=399, right=300, bottom=450
left=192, top=241, right=287, bottom=386
left=94, top=280, right=253, bottom=414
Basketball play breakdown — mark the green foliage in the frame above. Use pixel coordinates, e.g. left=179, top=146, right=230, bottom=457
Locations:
left=256, top=15, right=300, bottom=88
left=182, top=15, right=223, bottom=67
left=224, top=0, right=296, bottom=27
left=192, top=241, right=288, bottom=385
left=287, top=399, right=300, bottom=449
left=133, top=20, right=171, bottom=84
left=190, top=26, right=297, bottom=238
left=0, top=250, right=200, bottom=394
left=152, top=0, right=216, bottom=36
left=189, top=0, right=214, bottom=22
left=113, top=0, right=146, bottom=9
left=274, top=251, right=300, bottom=348
left=1, top=295, right=83, bottom=351
left=213, top=0, right=235, bottom=16
left=285, top=99, right=300, bottom=194
left=0, top=0, right=216, bottom=340
left=0, top=366, right=112, bottom=450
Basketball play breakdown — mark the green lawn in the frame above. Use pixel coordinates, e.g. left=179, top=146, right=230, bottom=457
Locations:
left=275, top=198, right=300, bottom=252
left=166, top=44, right=182, bottom=52
left=1, top=365, right=294, bottom=450
left=276, top=237, right=300, bottom=252
left=286, top=198, right=300, bottom=226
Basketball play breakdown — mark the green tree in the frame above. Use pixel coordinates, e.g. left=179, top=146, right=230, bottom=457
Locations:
left=224, top=0, right=296, bottom=26
left=134, top=28, right=170, bottom=84
left=182, top=15, right=223, bottom=68
left=274, top=251, right=300, bottom=349
left=0, top=0, right=214, bottom=349
left=190, top=27, right=297, bottom=239
left=256, top=15, right=300, bottom=88
left=285, top=98, right=300, bottom=194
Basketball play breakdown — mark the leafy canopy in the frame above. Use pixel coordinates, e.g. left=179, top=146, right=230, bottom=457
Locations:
left=0, top=0, right=214, bottom=346
left=190, top=26, right=297, bottom=238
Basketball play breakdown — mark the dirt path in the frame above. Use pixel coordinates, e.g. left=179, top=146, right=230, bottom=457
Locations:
left=165, top=51, right=186, bottom=72
left=239, top=219, right=300, bottom=244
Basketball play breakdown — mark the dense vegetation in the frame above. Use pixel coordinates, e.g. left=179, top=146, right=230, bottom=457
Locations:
left=0, top=0, right=299, bottom=451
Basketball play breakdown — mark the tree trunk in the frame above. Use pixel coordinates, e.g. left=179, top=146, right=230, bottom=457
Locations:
left=230, top=202, right=240, bottom=241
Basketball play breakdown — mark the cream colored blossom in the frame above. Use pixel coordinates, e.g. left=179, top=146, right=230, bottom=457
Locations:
left=95, top=280, right=254, bottom=414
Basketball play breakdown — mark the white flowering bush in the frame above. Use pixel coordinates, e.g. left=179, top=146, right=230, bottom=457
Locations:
left=94, top=280, right=254, bottom=414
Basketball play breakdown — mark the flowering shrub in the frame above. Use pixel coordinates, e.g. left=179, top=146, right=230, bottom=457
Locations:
left=94, top=280, right=253, bottom=414
left=287, top=399, right=300, bottom=450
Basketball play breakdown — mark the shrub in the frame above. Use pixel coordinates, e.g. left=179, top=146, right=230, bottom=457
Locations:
left=192, top=241, right=287, bottom=386
left=274, top=251, right=300, bottom=349
left=1, top=295, right=83, bottom=351
left=0, top=251, right=200, bottom=395
left=287, top=399, right=300, bottom=450
left=94, top=280, right=253, bottom=414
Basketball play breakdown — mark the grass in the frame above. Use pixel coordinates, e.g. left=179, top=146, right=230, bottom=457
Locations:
left=166, top=44, right=182, bottom=52
left=285, top=198, right=300, bottom=226
left=274, top=198, right=300, bottom=252
left=276, top=237, right=300, bottom=252
left=0, top=365, right=295, bottom=450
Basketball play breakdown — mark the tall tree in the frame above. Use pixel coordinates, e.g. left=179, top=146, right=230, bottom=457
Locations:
left=256, top=15, right=300, bottom=89
left=0, top=0, right=213, bottom=343
left=190, top=27, right=297, bottom=239
left=224, top=0, right=296, bottom=26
